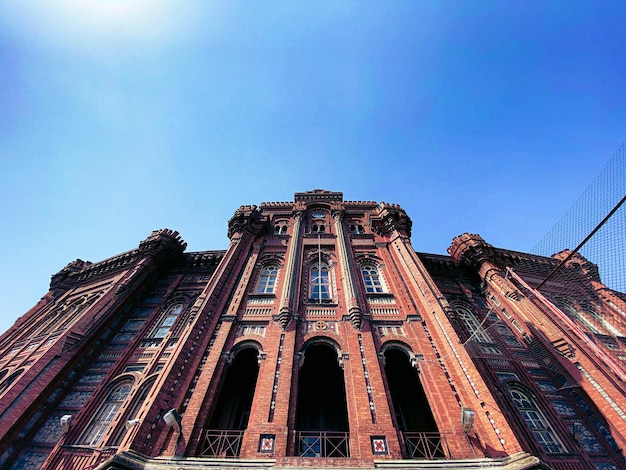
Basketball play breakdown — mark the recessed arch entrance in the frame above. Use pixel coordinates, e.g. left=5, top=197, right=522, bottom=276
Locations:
left=200, top=347, right=260, bottom=457
left=294, top=341, right=349, bottom=457
left=382, top=346, right=443, bottom=459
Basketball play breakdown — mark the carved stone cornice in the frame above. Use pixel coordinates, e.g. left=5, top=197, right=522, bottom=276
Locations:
left=294, top=189, right=343, bottom=203
left=180, top=251, right=226, bottom=271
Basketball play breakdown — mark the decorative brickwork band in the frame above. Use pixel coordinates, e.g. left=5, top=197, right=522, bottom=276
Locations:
left=358, top=334, right=377, bottom=423
left=268, top=333, right=285, bottom=422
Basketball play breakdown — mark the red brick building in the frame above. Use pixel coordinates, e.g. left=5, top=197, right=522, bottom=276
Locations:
left=0, top=190, right=625, bottom=469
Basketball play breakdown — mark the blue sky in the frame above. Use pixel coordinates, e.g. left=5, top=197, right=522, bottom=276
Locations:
left=1, top=1, right=624, bottom=334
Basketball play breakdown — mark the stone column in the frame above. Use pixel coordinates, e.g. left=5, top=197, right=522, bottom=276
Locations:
left=333, top=210, right=362, bottom=329
left=278, top=211, right=303, bottom=329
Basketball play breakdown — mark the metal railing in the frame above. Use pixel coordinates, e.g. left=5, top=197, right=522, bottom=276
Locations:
left=296, top=431, right=350, bottom=458
left=403, top=432, right=448, bottom=460
left=199, top=429, right=244, bottom=457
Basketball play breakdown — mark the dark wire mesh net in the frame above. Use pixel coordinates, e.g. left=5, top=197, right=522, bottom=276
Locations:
left=531, top=141, right=626, bottom=295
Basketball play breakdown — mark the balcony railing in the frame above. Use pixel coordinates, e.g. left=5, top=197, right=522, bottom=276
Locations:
left=296, top=431, right=350, bottom=458
left=403, top=432, right=448, bottom=460
left=199, top=429, right=244, bottom=457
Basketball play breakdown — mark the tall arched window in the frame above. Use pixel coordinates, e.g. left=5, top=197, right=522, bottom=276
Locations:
left=150, top=303, right=183, bottom=340
left=112, top=378, right=155, bottom=445
left=509, top=385, right=564, bottom=454
left=310, top=264, right=331, bottom=301
left=361, top=265, right=384, bottom=293
left=454, top=305, right=491, bottom=343
left=80, top=381, right=133, bottom=446
left=257, top=266, right=279, bottom=294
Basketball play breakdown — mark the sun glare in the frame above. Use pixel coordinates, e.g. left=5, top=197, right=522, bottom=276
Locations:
left=7, top=0, right=198, bottom=50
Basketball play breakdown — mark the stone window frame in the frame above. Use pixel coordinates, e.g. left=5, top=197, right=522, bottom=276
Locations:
left=453, top=303, right=492, bottom=343
left=273, top=220, right=289, bottom=235
left=360, top=263, right=387, bottom=294
left=78, top=378, right=135, bottom=446
left=310, top=262, right=332, bottom=301
left=508, top=384, right=565, bottom=454
left=257, top=265, right=280, bottom=294
left=148, top=303, right=184, bottom=341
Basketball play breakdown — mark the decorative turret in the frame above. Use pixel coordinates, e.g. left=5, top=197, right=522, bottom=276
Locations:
left=50, top=259, right=93, bottom=291
left=227, top=205, right=267, bottom=239
left=138, top=229, right=187, bottom=260
left=448, top=233, right=496, bottom=267
left=370, top=203, right=412, bottom=237
left=551, top=249, right=601, bottom=283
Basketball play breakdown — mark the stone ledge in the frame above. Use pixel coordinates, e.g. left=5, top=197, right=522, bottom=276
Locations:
left=95, top=451, right=544, bottom=470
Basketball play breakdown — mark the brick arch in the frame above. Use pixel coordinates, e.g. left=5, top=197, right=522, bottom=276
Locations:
left=293, top=338, right=350, bottom=457
left=303, top=248, right=337, bottom=268
left=379, top=339, right=413, bottom=356
left=299, top=335, right=345, bottom=364
left=379, top=340, right=421, bottom=370
left=354, top=253, right=385, bottom=266
left=230, top=339, right=265, bottom=360
left=257, top=253, right=285, bottom=267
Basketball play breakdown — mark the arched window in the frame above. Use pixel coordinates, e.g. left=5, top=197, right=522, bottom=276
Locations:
left=509, top=385, right=564, bottom=454
left=361, top=265, right=384, bottom=293
left=0, top=368, right=24, bottom=395
left=454, top=305, right=491, bottom=343
left=112, top=378, right=155, bottom=445
left=80, top=381, right=133, bottom=446
left=151, top=303, right=183, bottom=340
left=257, top=266, right=279, bottom=294
left=312, top=224, right=325, bottom=234
left=274, top=221, right=288, bottom=235
left=350, top=223, right=365, bottom=234
left=310, top=263, right=331, bottom=301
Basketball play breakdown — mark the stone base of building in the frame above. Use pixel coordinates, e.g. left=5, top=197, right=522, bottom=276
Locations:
left=95, top=450, right=545, bottom=470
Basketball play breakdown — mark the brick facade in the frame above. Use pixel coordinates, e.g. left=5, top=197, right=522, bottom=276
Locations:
left=0, top=190, right=624, bottom=469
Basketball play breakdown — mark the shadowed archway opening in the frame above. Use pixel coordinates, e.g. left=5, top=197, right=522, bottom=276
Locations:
left=295, top=343, right=349, bottom=457
left=209, top=348, right=259, bottom=430
left=200, top=348, right=260, bottom=457
left=384, top=348, right=443, bottom=459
